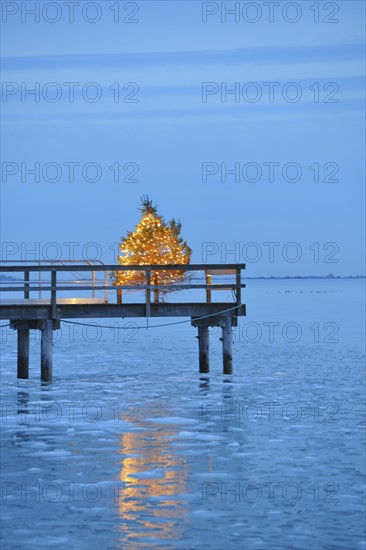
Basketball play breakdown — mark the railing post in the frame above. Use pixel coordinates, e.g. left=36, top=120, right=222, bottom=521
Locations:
left=117, top=288, right=122, bottom=304
left=146, top=269, right=151, bottom=317
left=92, top=270, right=96, bottom=299
left=24, top=270, right=30, bottom=299
left=153, top=273, right=159, bottom=303
left=116, top=268, right=122, bottom=303
left=105, top=271, right=109, bottom=303
left=236, top=268, right=241, bottom=305
left=206, top=272, right=212, bottom=303
left=51, top=270, right=57, bottom=320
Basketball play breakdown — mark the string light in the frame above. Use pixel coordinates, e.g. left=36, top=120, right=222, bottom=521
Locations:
left=114, top=196, right=191, bottom=294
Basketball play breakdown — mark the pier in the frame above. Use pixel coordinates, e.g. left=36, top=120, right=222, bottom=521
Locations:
left=0, top=262, right=246, bottom=381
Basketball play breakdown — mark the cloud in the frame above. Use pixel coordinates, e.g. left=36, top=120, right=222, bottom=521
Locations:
left=2, top=42, right=364, bottom=71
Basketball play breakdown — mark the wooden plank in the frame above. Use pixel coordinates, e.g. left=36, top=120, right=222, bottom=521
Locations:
left=0, top=303, right=246, bottom=321
left=11, top=320, right=60, bottom=330
left=2, top=306, right=50, bottom=320
left=205, top=269, right=236, bottom=275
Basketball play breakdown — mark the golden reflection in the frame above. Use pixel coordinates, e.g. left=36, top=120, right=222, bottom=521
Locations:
left=116, top=412, right=190, bottom=547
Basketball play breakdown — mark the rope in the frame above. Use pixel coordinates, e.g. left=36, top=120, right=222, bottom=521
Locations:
left=60, top=304, right=242, bottom=330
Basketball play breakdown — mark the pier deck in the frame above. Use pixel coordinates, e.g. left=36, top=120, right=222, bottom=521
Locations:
left=0, top=262, right=246, bottom=380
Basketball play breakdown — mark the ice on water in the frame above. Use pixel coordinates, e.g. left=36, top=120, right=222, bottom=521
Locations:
left=1, top=281, right=365, bottom=549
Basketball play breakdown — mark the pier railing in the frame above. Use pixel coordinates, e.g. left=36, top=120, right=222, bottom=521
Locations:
left=0, top=260, right=110, bottom=302
left=0, top=263, right=246, bottom=314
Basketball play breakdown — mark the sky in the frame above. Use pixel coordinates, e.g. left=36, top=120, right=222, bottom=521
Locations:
left=1, top=0, right=365, bottom=276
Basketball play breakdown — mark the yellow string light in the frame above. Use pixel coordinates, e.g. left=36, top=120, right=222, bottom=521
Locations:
left=114, top=197, right=191, bottom=291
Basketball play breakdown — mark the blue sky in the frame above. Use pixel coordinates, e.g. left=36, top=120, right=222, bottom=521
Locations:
left=1, top=0, right=365, bottom=275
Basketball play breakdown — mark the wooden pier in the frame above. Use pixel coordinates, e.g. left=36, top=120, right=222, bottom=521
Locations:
left=0, top=263, right=246, bottom=381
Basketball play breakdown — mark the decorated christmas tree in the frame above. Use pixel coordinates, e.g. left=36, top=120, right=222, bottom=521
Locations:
left=114, top=196, right=191, bottom=301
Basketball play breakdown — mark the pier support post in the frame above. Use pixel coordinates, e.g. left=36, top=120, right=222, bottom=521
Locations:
left=17, top=328, right=29, bottom=379
left=222, top=318, right=233, bottom=375
left=41, top=320, right=53, bottom=382
left=198, top=326, right=209, bottom=373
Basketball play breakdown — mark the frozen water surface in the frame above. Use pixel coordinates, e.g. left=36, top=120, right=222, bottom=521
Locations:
left=1, top=281, right=365, bottom=549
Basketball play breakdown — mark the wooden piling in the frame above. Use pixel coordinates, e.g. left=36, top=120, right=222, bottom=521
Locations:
left=41, top=320, right=53, bottom=382
left=222, top=318, right=233, bottom=375
left=198, top=326, right=209, bottom=373
left=17, top=328, right=29, bottom=379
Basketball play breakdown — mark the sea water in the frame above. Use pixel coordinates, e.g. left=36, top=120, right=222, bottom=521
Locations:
left=1, top=280, right=365, bottom=549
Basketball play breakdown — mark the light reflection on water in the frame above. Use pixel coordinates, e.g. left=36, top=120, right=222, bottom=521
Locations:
left=117, top=411, right=189, bottom=547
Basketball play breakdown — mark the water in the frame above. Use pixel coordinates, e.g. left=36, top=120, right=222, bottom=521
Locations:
left=1, top=280, right=365, bottom=549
